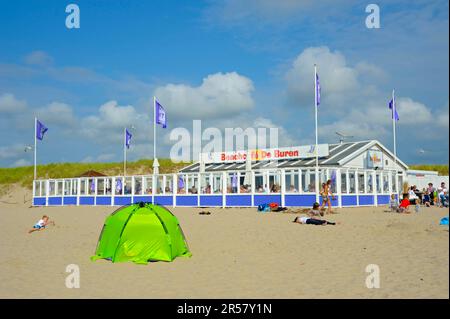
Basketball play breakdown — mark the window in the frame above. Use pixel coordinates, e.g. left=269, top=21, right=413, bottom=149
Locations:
left=143, top=176, right=153, bottom=195
left=285, top=170, right=299, bottom=193
left=176, top=175, right=186, bottom=194
left=97, top=178, right=105, bottom=195
left=341, top=171, right=348, bottom=194
left=348, top=171, right=356, bottom=194
left=187, top=175, right=199, bottom=194
left=367, top=173, right=373, bottom=193
left=115, top=178, right=123, bottom=195
left=358, top=173, right=365, bottom=193
left=376, top=173, right=382, bottom=193
left=268, top=171, right=281, bottom=193
left=227, top=172, right=239, bottom=194
left=391, top=173, right=397, bottom=193
left=212, top=173, right=223, bottom=194
left=241, top=171, right=252, bottom=193
left=254, top=172, right=266, bottom=193
left=329, top=169, right=337, bottom=194
left=383, top=174, right=389, bottom=193
left=164, top=175, right=173, bottom=194
left=302, top=170, right=316, bottom=193
left=133, top=177, right=142, bottom=195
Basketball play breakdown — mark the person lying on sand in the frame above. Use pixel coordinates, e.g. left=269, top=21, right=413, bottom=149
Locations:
left=292, top=216, right=338, bottom=226
left=307, top=202, right=324, bottom=218
left=28, top=215, right=55, bottom=233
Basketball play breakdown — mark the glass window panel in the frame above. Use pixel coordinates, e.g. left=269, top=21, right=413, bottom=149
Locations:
left=212, top=173, right=222, bottom=194
left=200, top=174, right=211, bottom=194
left=143, top=177, right=153, bottom=195
left=341, top=171, right=348, bottom=194
left=241, top=171, right=251, bottom=193
left=376, top=174, right=382, bottom=193
left=115, top=178, right=123, bottom=195
left=227, top=173, right=239, bottom=194
left=176, top=175, right=186, bottom=194
left=367, top=173, right=374, bottom=193
left=285, top=170, right=299, bottom=193
left=164, top=175, right=173, bottom=194
left=187, top=175, right=198, bottom=194
left=124, top=177, right=132, bottom=195
left=383, top=174, right=389, bottom=193
left=391, top=173, right=397, bottom=193
left=97, top=178, right=105, bottom=195
left=269, top=171, right=281, bottom=193
left=358, top=173, right=365, bottom=194
left=133, top=177, right=142, bottom=195
left=348, top=171, right=356, bottom=194
left=254, top=172, right=266, bottom=193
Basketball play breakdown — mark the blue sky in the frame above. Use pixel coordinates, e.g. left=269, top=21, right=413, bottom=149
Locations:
left=0, top=0, right=448, bottom=167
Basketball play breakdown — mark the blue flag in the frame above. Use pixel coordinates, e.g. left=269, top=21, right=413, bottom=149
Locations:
left=316, top=73, right=321, bottom=106
left=36, top=119, right=48, bottom=141
left=125, top=129, right=132, bottom=149
left=155, top=99, right=167, bottom=128
left=389, top=98, right=399, bottom=121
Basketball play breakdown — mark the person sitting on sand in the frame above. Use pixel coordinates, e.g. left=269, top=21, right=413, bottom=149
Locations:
left=397, top=194, right=411, bottom=213
left=422, top=190, right=431, bottom=207
left=292, top=216, right=338, bottom=226
left=28, top=215, right=55, bottom=234
left=307, top=202, right=324, bottom=218
left=389, top=194, right=399, bottom=212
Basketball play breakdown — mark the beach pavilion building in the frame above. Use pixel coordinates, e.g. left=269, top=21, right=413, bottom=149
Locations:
left=32, top=140, right=410, bottom=208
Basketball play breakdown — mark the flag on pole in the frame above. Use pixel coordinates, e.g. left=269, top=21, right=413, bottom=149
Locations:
left=125, top=129, right=132, bottom=149
left=315, top=73, right=321, bottom=106
left=389, top=98, right=399, bottom=121
left=155, top=99, right=167, bottom=128
left=36, top=119, right=48, bottom=141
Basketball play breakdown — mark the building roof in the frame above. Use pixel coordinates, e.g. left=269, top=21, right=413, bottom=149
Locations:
left=179, top=140, right=408, bottom=173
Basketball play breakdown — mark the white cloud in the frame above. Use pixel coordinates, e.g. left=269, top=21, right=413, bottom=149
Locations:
left=36, top=102, right=76, bottom=126
left=154, top=72, right=254, bottom=119
left=285, top=46, right=360, bottom=107
left=396, top=98, right=433, bottom=125
left=80, top=100, right=149, bottom=143
left=24, top=51, right=53, bottom=66
left=0, top=93, right=27, bottom=113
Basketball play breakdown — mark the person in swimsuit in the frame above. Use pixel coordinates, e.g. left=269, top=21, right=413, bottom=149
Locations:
left=28, top=215, right=55, bottom=234
left=320, top=180, right=335, bottom=214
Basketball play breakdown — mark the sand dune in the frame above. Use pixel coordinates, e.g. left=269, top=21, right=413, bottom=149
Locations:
left=0, top=187, right=448, bottom=298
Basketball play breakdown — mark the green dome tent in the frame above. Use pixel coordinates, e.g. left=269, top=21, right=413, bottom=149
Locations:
left=91, top=203, right=191, bottom=264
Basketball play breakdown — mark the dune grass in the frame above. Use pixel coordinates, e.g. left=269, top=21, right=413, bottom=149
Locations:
left=0, top=159, right=190, bottom=189
left=409, top=164, right=448, bottom=176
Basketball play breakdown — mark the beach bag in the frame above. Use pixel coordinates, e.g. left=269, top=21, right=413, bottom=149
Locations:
left=440, top=217, right=449, bottom=225
left=269, top=202, right=279, bottom=211
left=257, top=203, right=271, bottom=213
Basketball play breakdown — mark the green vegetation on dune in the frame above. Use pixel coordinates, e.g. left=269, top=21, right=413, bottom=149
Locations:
left=0, top=159, right=190, bottom=189
left=409, top=164, right=448, bottom=176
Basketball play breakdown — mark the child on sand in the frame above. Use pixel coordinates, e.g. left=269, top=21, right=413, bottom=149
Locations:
left=28, top=215, right=55, bottom=233
left=307, top=202, right=324, bottom=218
left=397, top=194, right=411, bottom=214
left=389, top=194, right=398, bottom=212
left=415, top=199, right=420, bottom=213
left=292, top=216, right=338, bottom=226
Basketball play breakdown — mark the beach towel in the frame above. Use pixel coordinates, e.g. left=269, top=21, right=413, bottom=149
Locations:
left=257, top=203, right=271, bottom=213
left=440, top=217, right=448, bottom=225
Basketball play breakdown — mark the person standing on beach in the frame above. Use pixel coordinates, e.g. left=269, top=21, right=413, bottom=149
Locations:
left=320, top=180, right=335, bottom=214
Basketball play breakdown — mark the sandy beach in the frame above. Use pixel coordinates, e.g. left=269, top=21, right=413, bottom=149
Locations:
left=0, top=187, right=448, bottom=299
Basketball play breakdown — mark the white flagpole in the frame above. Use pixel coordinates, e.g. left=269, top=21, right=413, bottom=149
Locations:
left=314, top=64, right=319, bottom=203
left=392, top=89, right=397, bottom=185
left=34, top=117, right=37, bottom=180
left=153, top=96, right=156, bottom=160
left=123, top=127, right=127, bottom=177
